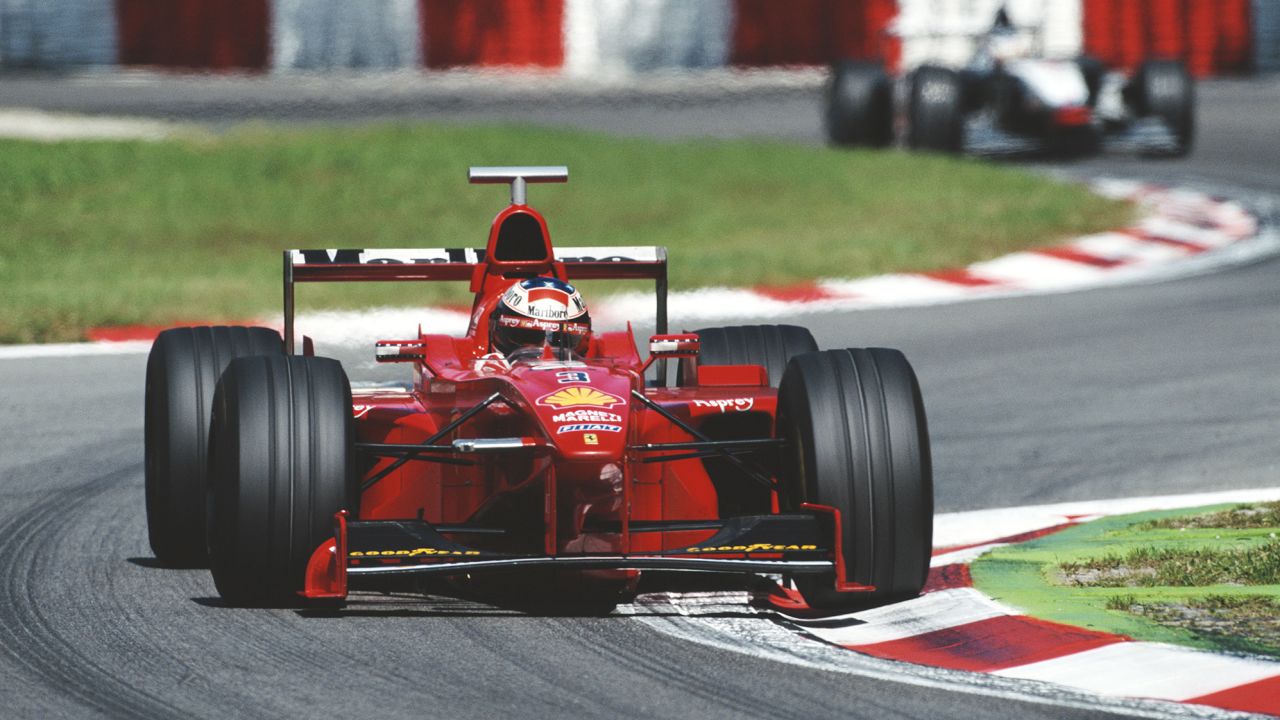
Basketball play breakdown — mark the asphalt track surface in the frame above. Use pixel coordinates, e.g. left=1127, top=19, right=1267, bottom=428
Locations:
left=1, top=72, right=1278, bottom=719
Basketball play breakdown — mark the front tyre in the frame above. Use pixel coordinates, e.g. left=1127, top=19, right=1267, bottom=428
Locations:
left=825, top=60, right=893, bottom=148
left=144, top=326, right=282, bottom=566
left=778, top=348, right=933, bottom=610
left=908, top=65, right=965, bottom=153
left=1129, top=59, right=1195, bottom=157
left=208, top=355, right=357, bottom=607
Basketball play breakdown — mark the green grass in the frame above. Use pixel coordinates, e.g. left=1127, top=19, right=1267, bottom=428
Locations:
left=0, top=122, right=1131, bottom=343
left=1107, top=595, right=1280, bottom=657
left=1140, top=501, right=1280, bottom=530
left=971, top=504, right=1280, bottom=658
left=1060, top=540, right=1280, bottom=587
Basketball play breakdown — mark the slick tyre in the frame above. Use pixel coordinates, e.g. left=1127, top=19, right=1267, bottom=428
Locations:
left=825, top=60, right=893, bottom=147
left=1077, top=55, right=1105, bottom=106
left=208, top=355, right=357, bottom=607
left=144, top=326, right=282, bottom=566
left=778, top=348, right=933, bottom=610
left=679, top=325, right=818, bottom=388
left=907, top=65, right=965, bottom=153
left=1130, top=59, right=1195, bottom=157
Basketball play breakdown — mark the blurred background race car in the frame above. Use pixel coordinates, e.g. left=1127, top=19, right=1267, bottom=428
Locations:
left=826, top=6, right=1196, bottom=156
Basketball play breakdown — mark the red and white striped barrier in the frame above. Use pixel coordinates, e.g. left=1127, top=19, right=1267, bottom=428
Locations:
left=0, top=1, right=1269, bottom=76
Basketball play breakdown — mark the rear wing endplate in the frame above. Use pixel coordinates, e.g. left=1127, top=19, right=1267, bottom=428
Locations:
left=282, top=246, right=667, bottom=353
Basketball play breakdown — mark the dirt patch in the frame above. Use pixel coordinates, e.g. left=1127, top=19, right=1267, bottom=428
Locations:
left=1140, top=501, right=1280, bottom=531
left=1058, top=540, right=1280, bottom=587
left=1058, top=566, right=1157, bottom=587
left=1109, top=595, right=1280, bottom=657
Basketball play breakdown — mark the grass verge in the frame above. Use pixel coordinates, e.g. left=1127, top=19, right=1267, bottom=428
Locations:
left=1107, top=595, right=1280, bottom=655
left=0, top=123, right=1130, bottom=343
left=971, top=502, right=1280, bottom=658
left=1059, top=540, right=1280, bottom=587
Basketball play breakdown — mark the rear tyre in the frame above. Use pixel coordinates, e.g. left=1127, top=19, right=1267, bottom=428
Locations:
left=1077, top=55, right=1105, bottom=106
left=678, top=325, right=818, bottom=388
left=676, top=325, right=818, bottom=515
left=907, top=65, right=965, bottom=154
left=777, top=348, right=933, bottom=610
left=1129, top=59, right=1195, bottom=156
left=144, top=326, right=282, bottom=566
left=825, top=60, right=893, bottom=147
left=208, top=355, right=357, bottom=607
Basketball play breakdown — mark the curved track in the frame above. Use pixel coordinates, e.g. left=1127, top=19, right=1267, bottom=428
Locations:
left=1, top=75, right=1277, bottom=719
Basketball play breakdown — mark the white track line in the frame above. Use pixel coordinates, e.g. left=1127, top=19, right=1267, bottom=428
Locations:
left=933, top=487, right=1280, bottom=548
left=789, top=588, right=1019, bottom=646
left=0, top=340, right=151, bottom=359
left=930, top=541, right=1029, bottom=567
left=0, top=109, right=176, bottom=141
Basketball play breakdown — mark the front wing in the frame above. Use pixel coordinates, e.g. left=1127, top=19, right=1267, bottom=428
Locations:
left=301, top=511, right=862, bottom=600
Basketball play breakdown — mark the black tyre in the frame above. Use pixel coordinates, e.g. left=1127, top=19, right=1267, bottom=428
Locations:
left=679, top=325, right=818, bottom=388
left=207, top=355, right=357, bottom=607
left=958, top=68, right=988, bottom=114
left=144, top=326, right=282, bottom=566
left=1077, top=55, right=1105, bottom=106
left=907, top=65, right=965, bottom=153
left=777, top=348, right=932, bottom=610
left=825, top=60, right=893, bottom=147
left=1129, top=59, right=1195, bottom=156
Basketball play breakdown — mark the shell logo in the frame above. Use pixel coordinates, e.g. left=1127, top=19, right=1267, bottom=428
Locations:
left=537, top=387, right=624, bottom=409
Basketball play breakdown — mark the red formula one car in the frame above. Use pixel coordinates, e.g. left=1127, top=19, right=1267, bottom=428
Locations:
left=144, top=166, right=933, bottom=612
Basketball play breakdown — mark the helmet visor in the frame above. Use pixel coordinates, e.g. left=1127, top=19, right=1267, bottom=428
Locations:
left=494, top=315, right=589, bottom=355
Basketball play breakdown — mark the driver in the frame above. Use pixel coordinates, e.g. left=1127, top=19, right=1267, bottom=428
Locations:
left=974, top=5, right=1031, bottom=70
left=488, top=276, right=591, bottom=362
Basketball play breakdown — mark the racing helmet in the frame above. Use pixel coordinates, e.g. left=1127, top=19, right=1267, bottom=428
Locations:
left=986, top=6, right=1032, bottom=62
left=489, top=277, right=591, bottom=357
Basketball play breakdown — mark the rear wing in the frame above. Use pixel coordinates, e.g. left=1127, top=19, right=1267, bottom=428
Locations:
left=282, top=246, right=667, bottom=352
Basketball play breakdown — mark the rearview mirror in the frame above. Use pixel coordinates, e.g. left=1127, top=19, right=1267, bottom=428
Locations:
left=648, top=334, right=700, bottom=358
left=375, top=340, right=426, bottom=363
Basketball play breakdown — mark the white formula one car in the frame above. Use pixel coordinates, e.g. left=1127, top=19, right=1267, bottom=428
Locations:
left=826, top=8, right=1195, bottom=157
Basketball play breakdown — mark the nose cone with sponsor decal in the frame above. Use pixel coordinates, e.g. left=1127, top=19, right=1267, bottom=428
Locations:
left=490, top=277, right=592, bottom=355
left=507, top=363, right=632, bottom=460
